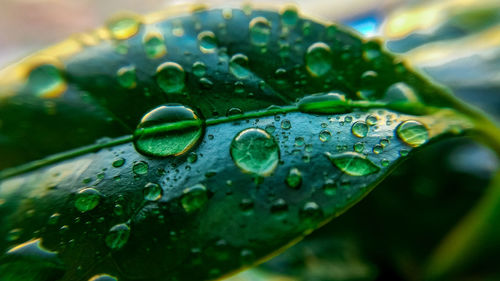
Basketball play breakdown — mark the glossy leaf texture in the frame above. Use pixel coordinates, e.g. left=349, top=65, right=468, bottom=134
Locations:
left=0, top=5, right=475, bottom=281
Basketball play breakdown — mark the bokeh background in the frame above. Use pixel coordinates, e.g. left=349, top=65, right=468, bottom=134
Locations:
left=1, top=0, right=499, bottom=280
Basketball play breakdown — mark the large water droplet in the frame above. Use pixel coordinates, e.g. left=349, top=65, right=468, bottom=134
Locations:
left=181, top=184, right=208, bottom=213
left=105, top=223, right=130, bottom=249
left=285, top=168, right=302, bottom=189
left=132, top=161, right=149, bottom=175
left=396, top=120, right=429, bottom=147
left=230, top=128, right=279, bottom=176
left=229, top=54, right=251, bottom=79
left=116, top=65, right=137, bottom=89
left=107, top=14, right=141, bottom=40
left=249, top=17, right=271, bottom=46
left=27, top=64, right=67, bottom=98
left=198, top=31, right=218, bottom=53
left=351, top=121, right=368, bottom=138
left=319, top=130, right=331, bottom=142
left=156, top=62, right=185, bottom=94
left=133, top=104, right=203, bottom=157
left=305, top=42, right=332, bottom=77
left=143, top=32, right=167, bottom=59
left=325, top=152, right=380, bottom=176
left=75, top=187, right=101, bottom=212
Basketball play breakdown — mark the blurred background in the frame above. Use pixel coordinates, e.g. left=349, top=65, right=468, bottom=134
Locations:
left=1, top=0, right=500, bottom=280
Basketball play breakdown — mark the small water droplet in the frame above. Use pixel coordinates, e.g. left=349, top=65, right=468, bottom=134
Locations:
left=306, top=42, right=332, bottom=77
left=75, top=187, right=101, bottom=212
left=132, top=161, right=149, bottom=175
left=143, top=183, right=162, bottom=201
left=281, top=5, right=298, bottom=26
left=143, top=32, right=167, bottom=58
left=294, top=137, right=305, bottom=147
left=181, top=184, right=208, bottom=213
left=116, top=65, right=137, bottom=89
left=239, top=198, right=254, bottom=215
left=299, top=202, right=323, bottom=226
left=373, top=145, right=383, bottom=154
left=323, top=179, right=336, bottom=196
left=366, top=115, right=378, bottom=126
left=112, top=158, right=125, bottom=168
left=326, top=152, right=380, bottom=176
left=270, top=198, right=288, bottom=216
left=230, top=128, right=279, bottom=176
left=229, top=54, right=251, bottom=79
left=249, top=17, right=271, bottom=46
left=351, top=121, right=368, bottom=138
left=156, top=62, right=185, bottom=94
left=319, top=130, right=331, bottom=142
left=192, top=61, right=207, bottom=77
left=297, top=92, right=349, bottom=114
left=285, top=168, right=302, bottom=189
left=281, top=120, right=291, bottom=130
left=89, top=274, right=118, bottom=281
left=133, top=104, right=202, bottom=157
left=396, top=120, right=429, bottom=147
left=198, top=31, right=218, bottom=53
left=187, top=152, right=198, bottom=163
left=48, top=213, right=60, bottom=225
left=105, top=223, right=130, bottom=249
left=354, top=142, right=364, bottom=153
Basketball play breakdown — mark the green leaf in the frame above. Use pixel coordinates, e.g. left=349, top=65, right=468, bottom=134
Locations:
left=0, top=4, right=486, bottom=281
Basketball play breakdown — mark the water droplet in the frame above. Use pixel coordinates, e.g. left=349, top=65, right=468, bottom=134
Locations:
left=187, top=152, right=198, bottom=163
left=112, top=158, right=125, bottom=168
left=325, top=152, right=380, bottom=176
left=305, top=42, right=332, bottom=77
left=380, top=138, right=390, bottom=148
left=323, top=179, right=336, bottom=196
left=381, top=159, right=390, bottom=167
left=294, top=137, right=305, bottom=147
left=230, top=128, right=279, bottom=176
left=297, top=92, right=349, bottom=114
left=385, top=82, right=418, bottom=102
left=281, top=120, right=291, bottom=130
left=198, top=31, right=218, bottom=53
left=239, top=198, right=254, bottom=215
left=107, top=14, right=141, bottom=40
left=144, top=183, right=162, bottom=201
left=285, top=168, right=302, bottom=189
left=270, top=198, right=288, bottom=216
left=27, top=64, right=67, bottom=98
left=373, top=145, right=383, bottom=154
left=89, top=274, right=118, bottom=281
left=229, top=54, right=251, bottom=79
left=265, top=125, right=276, bottom=134
left=192, top=61, right=207, bottom=77
left=400, top=149, right=409, bottom=157
left=105, top=223, right=130, bottom=249
left=281, top=5, right=298, bottom=26
left=249, top=17, right=271, bottom=46
left=354, top=142, right=364, bottom=153
left=116, top=65, right=137, bottom=89
left=366, top=115, right=378, bottom=126
left=299, top=202, right=323, bottom=227
left=351, top=122, right=368, bottom=138
left=319, top=130, right=331, bottom=142
left=396, top=120, right=429, bottom=147
left=181, top=184, right=208, bottom=213
left=132, top=161, right=149, bottom=175
left=143, top=32, right=167, bottom=58
left=156, top=62, right=185, bottom=94
left=48, top=213, right=60, bottom=225
left=75, top=188, right=101, bottom=212
left=133, top=104, right=202, bottom=157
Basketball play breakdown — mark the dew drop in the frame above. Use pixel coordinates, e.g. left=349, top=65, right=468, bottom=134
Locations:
left=249, top=17, right=271, bottom=46
left=133, top=104, right=202, bottom=157
left=366, top=115, right=378, bottom=126
left=132, top=161, right=149, bottom=175
left=373, top=145, right=383, bottom=154
left=299, top=202, right=323, bottom=226
left=181, top=184, right=208, bottom=213
left=143, top=183, right=162, bottom=201
left=192, top=61, right=207, bottom=77
left=281, top=120, right=291, bottom=130
left=305, top=42, right=332, bottom=77
left=396, top=120, right=429, bottom=147
left=354, top=142, right=364, bottom=153
left=297, top=92, right=349, bottom=114
left=143, top=32, right=167, bottom=59
left=75, top=188, right=101, bottom=212
left=107, top=14, right=141, bottom=40
left=319, top=130, right=331, bottom=142
left=112, top=158, right=125, bottom=168
left=27, top=64, right=67, bottom=98
left=351, top=121, right=368, bottom=138
left=229, top=54, right=251, bottom=79
left=156, top=62, right=185, bottom=94
left=196, top=31, right=217, bottom=54
left=116, top=65, right=137, bottom=89
left=270, top=198, right=288, bottom=216
left=105, top=223, right=130, bottom=250
left=230, top=128, right=279, bottom=176
left=281, top=5, right=299, bottom=26
left=323, top=179, right=336, bottom=196
left=285, top=168, right=302, bottom=189
left=325, top=152, right=380, bottom=176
